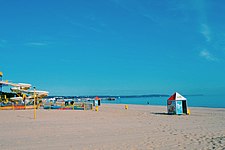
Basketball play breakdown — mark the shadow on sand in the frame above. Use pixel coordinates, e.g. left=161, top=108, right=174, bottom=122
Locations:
left=17, top=115, right=34, bottom=119
left=151, top=112, right=169, bottom=115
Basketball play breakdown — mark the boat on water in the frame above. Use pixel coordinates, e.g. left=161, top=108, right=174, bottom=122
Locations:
left=106, top=97, right=116, bottom=101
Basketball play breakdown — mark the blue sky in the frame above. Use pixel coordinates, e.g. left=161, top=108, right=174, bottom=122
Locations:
left=0, top=0, right=225, bottom=96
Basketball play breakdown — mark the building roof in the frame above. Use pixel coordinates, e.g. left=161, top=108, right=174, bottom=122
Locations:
left=168, top=92, right=186, bottom=100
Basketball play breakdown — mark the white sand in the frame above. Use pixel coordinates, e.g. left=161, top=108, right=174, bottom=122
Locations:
left=0, top=104, right=225, bottom=150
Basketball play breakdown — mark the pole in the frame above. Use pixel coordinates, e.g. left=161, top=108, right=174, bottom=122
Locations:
left=34, top=87, right=36, bottom=119
left=0, top=72, right=2, bottom=95
left=23, top=94, right=26, bottom=109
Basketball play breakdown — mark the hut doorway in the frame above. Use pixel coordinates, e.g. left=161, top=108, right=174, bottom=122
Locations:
left=182, top=100, right=187, bottom=114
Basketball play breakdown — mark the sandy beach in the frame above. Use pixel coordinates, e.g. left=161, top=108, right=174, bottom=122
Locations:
left=0, top=104, right=225, bottom=150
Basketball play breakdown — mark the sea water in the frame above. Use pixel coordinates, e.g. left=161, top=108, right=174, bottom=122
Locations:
left=102, top=95, right=225, bottom=108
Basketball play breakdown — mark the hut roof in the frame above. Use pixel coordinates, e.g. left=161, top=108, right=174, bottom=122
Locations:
left=168, top=92, right=186, bottom=101
left=95, top=96, right=100, bottom=100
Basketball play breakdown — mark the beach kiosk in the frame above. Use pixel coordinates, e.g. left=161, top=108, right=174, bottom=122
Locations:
left=167, top=92, right=188, bottom=115
left=93, top=96, right=101, bottom=106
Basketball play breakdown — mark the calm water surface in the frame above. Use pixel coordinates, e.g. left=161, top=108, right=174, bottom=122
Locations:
left=102, top=95, right=225, bottom=108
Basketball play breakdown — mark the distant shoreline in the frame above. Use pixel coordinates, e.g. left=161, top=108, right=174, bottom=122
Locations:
left=46, top=94, right=204, bottom=99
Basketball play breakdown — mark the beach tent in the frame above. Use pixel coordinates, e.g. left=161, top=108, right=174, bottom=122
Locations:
left=167, top=92, right=188, bottom=115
